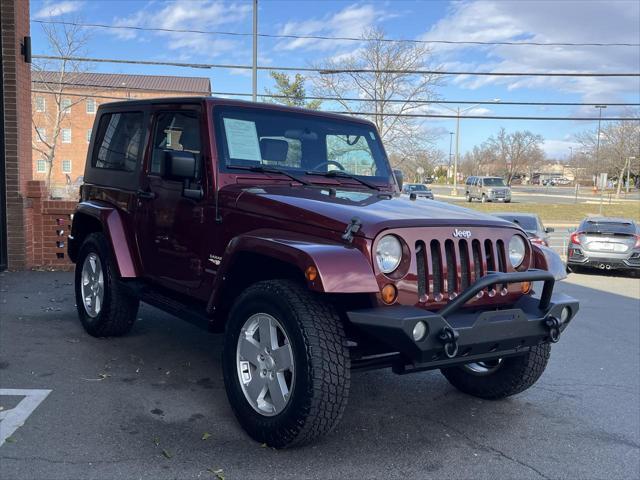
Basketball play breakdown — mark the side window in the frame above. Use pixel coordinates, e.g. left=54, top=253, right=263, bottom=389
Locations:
left=326, top=134, right=376, bottom=175
left=93, top=112, right=144, bottom=172
left=151, top=111, right=201, bottom=176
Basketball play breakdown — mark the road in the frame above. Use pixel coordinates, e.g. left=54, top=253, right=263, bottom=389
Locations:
left=429, top=185, right=640, bottom=205
left=1, top=271, right=639, bottom=479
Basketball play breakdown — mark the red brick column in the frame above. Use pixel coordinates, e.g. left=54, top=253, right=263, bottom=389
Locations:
left=1, top=0, right=33, bottom=269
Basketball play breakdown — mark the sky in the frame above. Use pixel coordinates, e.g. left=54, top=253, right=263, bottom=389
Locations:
left=30, top=0, right=640, bottom=161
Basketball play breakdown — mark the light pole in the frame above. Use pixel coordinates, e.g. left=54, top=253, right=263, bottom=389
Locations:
left=252, top=0, right=258, bottom=102
left=448, top=131, right=454, bottom=183
left=440, top=99, right=500, bottom=195
left=627, top=156, right=636, bottom=193
left=595, top=105, right=607, bottom=214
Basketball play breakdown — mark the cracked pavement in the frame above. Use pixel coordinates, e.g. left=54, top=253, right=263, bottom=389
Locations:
left=0, top=270, right=638, bottom=479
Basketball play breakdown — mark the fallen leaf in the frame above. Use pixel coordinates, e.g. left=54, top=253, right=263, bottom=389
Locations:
left=5, top=437, right=16, bottom=443
left=153, top=437, right=160, bottom=447
left=201, top=432, right=211, bottom=441
left=162, top=449, right=173, bottom=459
left=207, top=468, right=224, bottom=479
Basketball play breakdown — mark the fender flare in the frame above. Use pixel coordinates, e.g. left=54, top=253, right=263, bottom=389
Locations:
left=70, top=201, right=140, bottom=278
left=532, top=243, right=567, bottom=281
left=207, top=231, right=380, bottom=313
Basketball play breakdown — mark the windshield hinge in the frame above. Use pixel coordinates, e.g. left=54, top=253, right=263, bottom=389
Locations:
left=342, top=217, right=362, bottom=243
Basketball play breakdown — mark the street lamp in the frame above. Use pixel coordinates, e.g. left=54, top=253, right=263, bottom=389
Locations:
left=595, top=105, right=607, bottom=214
left=441, top=99, right=501, bottom=195
left=448, top=131, right=454, bottom=182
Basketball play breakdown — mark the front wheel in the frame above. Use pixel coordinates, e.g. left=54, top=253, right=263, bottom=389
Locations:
left=440, top=344, right=551, bottom=399
left=481, top=194, right=487, bottom=203
left=222, top=280, right=350, bottom=448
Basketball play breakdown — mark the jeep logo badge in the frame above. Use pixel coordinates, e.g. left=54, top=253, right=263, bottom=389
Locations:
left=453, top=228, right=472, bottom=238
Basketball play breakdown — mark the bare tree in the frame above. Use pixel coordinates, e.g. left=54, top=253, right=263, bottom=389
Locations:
left=575, top=116, right=640, bottom=196
left=32, top=20, right=91, bottom=195
left=460, top=145, right=494, bottom=177
left=312, top=27, right=442, bottom=162
left=486, top=128, right=544, bottom=184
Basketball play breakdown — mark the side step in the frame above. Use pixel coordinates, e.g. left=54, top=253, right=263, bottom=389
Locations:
left=119, top=280, right=214, bottom=332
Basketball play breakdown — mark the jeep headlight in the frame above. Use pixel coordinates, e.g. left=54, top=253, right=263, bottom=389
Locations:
left=509, top=235, right=527, bottom=268
left=376, top=235, right=403, bottom=274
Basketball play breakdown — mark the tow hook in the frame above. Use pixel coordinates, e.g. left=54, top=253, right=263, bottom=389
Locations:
left=545, top=316, right=561, bottom=343
left=439, top=326, right=459, bottom=358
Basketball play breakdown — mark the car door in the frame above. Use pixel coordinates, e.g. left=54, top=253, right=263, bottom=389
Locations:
left=135, top=108, right=207, bottom=292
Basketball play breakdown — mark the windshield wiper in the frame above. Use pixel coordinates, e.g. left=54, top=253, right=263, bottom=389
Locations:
left=228, top=165, right=310, bottom=185
left=305, top=170, right=380, bottom=191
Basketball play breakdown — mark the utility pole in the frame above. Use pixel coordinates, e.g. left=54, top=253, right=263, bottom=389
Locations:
left=448, top=131, right=454, bottom=183
left=595, top=105, right=606, bottom=214
left=627, top=156, right=636, bottom=194
left=453, top=108, right=460, bottom=195
left=252, top=0, right=258, bottom=102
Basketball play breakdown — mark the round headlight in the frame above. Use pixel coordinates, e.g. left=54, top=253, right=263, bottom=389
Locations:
left=376, top=235, right=403, bottom=274
left=509, top=235, right=527, bottom=268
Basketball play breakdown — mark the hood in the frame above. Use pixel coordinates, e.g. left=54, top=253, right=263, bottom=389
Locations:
left=230, top=185, right=516, bottom=239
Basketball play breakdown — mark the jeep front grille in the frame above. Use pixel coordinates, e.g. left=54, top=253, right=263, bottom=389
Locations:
left=415, top=237, right=509, bottom=302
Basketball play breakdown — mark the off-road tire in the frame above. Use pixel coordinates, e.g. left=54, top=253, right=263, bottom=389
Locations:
left=222, top=280, right=350, bottom=448
left=440, top=344, right=551, bottom=399
left=74, top=232, right=139, bottom=337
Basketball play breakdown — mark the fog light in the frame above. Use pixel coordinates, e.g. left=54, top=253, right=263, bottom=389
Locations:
left=412, top=321, right=427, bottom=342
left=381, top=284, right=397, bottom=304
left=560, top=306, right=571, bottom=323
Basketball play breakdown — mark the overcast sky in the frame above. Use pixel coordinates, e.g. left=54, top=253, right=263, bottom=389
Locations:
left=31, top=0, right=640, bottom=160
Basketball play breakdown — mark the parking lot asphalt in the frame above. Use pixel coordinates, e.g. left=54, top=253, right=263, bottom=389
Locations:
left=1, top=270, right=639, bottom=480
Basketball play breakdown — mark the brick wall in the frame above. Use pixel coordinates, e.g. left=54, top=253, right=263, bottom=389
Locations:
left=1, top=0, right=32, bottom=269
left=26, top=180, right=75, bottom=270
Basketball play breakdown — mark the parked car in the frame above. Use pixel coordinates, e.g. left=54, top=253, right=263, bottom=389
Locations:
left=493, top=213, right=554, bottom=247
left=68, top=97, right=577, bottom=448
left=567, top=217, right=640, bottom=274
left=465, top=176, right=512, bottom=203
left=401, top=182, right=434, bottom=199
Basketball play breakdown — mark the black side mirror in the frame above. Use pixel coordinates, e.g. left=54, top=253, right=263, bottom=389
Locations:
left=166, top=150, right=196, bottom=179
left=545, top=227, right=555, bottom=233
left=393, top=169, right=404, bottom=190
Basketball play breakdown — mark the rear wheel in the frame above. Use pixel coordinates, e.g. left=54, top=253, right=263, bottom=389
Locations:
left=465, top=192, right=472, bottom=202
left=74, top=233, right=139, bottom=337
left=222, top=280, right=350, bottom=448
left=440, top=344, right=551, bottom=399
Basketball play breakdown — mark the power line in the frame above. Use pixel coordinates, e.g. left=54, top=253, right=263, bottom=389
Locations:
left=31, top=19, right=640, bottom=48
left=31, top=80, right=640, bottom=107
left=32, top=55, right=640, bottom=77
left=29, top=89, right=638, bottom=121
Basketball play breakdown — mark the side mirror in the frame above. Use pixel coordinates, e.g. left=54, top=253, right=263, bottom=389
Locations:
left=166, top=150, right=196, bottom=179
left=545, top=227, right=555, bottom=233
left=393, top=169, right=404, bottom=190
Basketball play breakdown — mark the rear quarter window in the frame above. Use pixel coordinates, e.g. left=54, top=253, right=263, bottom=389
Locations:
left=93, top=112, right=144, bottom=172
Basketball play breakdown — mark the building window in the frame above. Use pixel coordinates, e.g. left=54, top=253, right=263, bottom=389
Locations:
left=37, top=159, right=47, bottom=173
left=61, top=128, right=72, bottom=143
left=87, top=128, right=92, bottom=143
left=61, top=98, right=72, bottom=113
left=86, top=98, right=97, bottom=114
left=35, top=127, right=47, bottom=142
left=62, top=159, right=72, bottom=173
left=35, top=96, right=46, bottom=112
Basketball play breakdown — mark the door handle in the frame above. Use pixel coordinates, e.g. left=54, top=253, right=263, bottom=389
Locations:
left=137, top=189, right=157, bottom=200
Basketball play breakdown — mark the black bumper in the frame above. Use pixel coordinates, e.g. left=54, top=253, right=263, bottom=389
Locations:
left=347, top=270, right=578, bottom=369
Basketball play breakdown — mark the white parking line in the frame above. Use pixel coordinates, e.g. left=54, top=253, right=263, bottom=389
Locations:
left=0, top=389, right=52, bottom=447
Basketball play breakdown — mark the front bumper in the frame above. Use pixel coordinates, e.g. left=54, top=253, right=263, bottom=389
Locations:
left=347, top=270, right=578, bottom=370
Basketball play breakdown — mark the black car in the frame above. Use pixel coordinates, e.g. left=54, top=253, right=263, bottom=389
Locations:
left=493, top=213, right=553, bottom=247
left=567, top=217, right=640, bottom=273
left=401, top=183, right=434, bottom=199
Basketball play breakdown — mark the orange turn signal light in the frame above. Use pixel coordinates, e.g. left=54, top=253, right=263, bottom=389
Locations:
left=521, top=281, right=532, bottom=294
left=381, top=284, right=398, bottom=304
left=305, top=266, right=318, bottom=282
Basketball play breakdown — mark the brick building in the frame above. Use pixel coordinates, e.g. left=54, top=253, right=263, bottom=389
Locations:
left=31, top=71, right=211, bottom=197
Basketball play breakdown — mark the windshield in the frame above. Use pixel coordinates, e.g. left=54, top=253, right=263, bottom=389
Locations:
left=214, top=106, right=392, bottom=183
left=496, top=215, right=538, bottom=232
left=483, top=178, right=506, bottom=187
left=406, top=184, right=428, bottom=192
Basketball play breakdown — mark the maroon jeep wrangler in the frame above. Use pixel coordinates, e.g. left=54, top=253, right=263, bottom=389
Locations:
left=69, top=97, right=578, bottom=448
